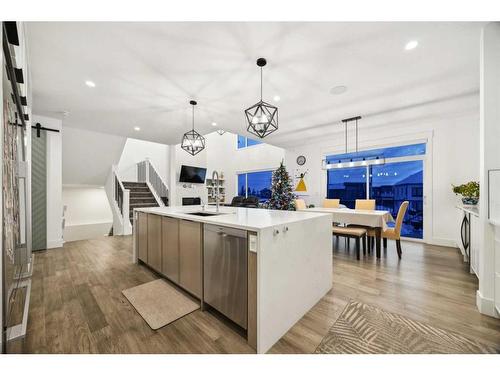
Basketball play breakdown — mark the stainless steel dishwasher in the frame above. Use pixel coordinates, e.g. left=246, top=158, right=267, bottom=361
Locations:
left=203, top=224, right=248, bottom=329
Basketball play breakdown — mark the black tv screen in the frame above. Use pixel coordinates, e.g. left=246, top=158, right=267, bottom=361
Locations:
left=179, top=165, right=207, bottom=183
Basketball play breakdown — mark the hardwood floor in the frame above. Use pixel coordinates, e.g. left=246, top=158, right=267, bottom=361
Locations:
left=10, top=235, right=500, bottom=354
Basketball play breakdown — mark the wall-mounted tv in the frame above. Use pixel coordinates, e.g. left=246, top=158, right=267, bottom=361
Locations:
left=179, top=165, right=207, bottom=184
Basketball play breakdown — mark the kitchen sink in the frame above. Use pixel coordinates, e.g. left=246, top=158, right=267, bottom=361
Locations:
left=185, top=211, right=226, bottom=217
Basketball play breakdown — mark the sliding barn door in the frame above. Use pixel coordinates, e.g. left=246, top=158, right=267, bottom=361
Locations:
left=31, top=128, right=47, bottom=251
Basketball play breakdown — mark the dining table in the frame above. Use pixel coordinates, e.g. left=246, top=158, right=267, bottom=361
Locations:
left=304, top=207, right=395, bottom=258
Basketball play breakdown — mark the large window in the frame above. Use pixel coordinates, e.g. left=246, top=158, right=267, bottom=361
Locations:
left=327, top=167, right=367, bottom=209
left=237, top=170, right=273, bottom=202
left=237, top=135, right=262, bottom=149
left=370, top=161, right=423, bottom=238
left=326, top=143, right=425, bottom=239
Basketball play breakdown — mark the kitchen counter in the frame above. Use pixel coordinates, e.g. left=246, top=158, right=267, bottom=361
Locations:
left=132, top=205, right=333, bottom=353
left=134, top=205, right=331, bottom=231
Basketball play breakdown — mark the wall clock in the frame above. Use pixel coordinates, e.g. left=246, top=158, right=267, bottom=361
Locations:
left=296, top=155, right=306, bottom=166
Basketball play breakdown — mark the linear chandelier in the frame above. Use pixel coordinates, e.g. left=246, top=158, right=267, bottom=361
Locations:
left=181, top=100, right=206, bottom=156
left=244, top=57, right=278, bottom=139
left=322, top=156, right=385, bottom=170
left=321, top=115, right=386, bottom=169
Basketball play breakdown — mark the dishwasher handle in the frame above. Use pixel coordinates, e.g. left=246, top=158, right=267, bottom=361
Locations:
left=204, top=223, right=247, bottom=238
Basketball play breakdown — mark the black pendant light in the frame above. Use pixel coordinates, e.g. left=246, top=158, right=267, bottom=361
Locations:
left=244, top=58, right=278, bottom=138
left=181, top=100, right=205, bottom=156
left=216, top=129, right=225, bottom=135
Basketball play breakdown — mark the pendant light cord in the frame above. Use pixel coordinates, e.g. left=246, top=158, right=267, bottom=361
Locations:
left=260, top=67, right=263, bottom=101
left=355, top=118, right=358, bottom=153
left=344, top=121, right=347, bottom=153
left=192, top=104, right=194, bottom=131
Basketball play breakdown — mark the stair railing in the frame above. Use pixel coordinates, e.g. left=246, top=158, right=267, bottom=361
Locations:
left=137, top=158, right=169, bottom=206
left=112, top=165, right=131, bottom=228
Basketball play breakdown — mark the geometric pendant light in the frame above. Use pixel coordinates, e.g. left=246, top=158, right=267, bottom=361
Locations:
left=181, top=100, right=206, bottom=156
left=244, top=58, right=278, bottom=138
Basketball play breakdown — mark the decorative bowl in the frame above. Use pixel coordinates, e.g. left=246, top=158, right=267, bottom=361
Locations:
left=462, top=197, right=479, bottom=206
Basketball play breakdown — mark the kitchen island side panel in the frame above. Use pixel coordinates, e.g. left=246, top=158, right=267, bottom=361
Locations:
left=256, top=214, right=332, bottom=353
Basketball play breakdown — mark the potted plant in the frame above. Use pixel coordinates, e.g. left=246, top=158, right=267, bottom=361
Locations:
left=452, top=181, right=479, bottom=205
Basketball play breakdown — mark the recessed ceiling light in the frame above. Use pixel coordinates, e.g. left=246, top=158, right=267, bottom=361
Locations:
left=273, top=95, right=281, bottom=102
left=85, top=80, right=96, bottom=88
left=329, top=85, right=347, bottom=95
left=211, top=122, right=217, bottom=127
left=134, top=126, right=140, bottom=131
left=405, top=40, right=418, bottom=51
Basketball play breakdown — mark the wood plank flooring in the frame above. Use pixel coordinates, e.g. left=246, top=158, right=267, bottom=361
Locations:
left=9, top=235, right=500, bottom=354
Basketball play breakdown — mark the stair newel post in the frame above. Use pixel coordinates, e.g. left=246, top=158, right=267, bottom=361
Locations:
left=123, top=188, right=131, bottom=225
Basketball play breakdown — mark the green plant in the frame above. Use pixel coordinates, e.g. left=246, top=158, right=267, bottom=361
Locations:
left=452, top=181, right=479, bottom=198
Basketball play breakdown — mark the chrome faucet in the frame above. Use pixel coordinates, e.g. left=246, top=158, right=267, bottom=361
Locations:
left=212, top=170, right=220, bottom=213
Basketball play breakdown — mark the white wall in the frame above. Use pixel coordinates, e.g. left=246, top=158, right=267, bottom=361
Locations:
left=206, top=132, right=286, bottom=203
left=477, top=22, right=500, bottom=317
left=62, top=126, right=127, bottom=186
left=62, top=186, right=113, bottom=242
left=285, top=108, right=479, bottom=247
left=170, top=142, right=208, bottom=206
left=33, top=114, right=63, bottom=249
left=169, top=132, right=286, bottom=206
left=117, top=138, right=169, bottom=182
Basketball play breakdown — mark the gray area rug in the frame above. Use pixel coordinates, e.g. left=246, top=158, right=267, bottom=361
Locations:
left=315, top=300, right=499, bottom=354
left=123, top=279, right=199, bottom=330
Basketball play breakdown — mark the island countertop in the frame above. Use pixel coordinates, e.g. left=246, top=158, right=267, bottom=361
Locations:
left=134, top=205, right=331, bottom=231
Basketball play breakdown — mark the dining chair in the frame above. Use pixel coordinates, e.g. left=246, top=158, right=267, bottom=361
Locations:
left=323, top=198, right=340, bottom=208
left=294, top=199, right=307, bottom=210
left=355, top=199, right=376, bottom=210
left=349, top=199, right=376, bottom=250
left=243, top=196, right=260, bottom=208
left=230, top=196, right=245, bottom=207
left=332, top=226, right=367, bottom=260
left=368, top=201, right=409, bottom=259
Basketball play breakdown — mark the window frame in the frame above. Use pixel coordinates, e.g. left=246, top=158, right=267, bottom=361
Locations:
left=325, top=142, right=427, bottom=241
left=237, top=135, right=264, bottom=150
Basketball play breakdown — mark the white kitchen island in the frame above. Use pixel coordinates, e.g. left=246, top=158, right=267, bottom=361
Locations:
left=133, top=205, right=332, bottom=353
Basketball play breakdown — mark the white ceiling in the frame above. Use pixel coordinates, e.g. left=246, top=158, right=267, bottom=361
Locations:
left=27, top=22, right=483, bottom=148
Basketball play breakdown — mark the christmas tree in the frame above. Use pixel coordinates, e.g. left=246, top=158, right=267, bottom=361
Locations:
left=266, top=161, right=296, bottom=210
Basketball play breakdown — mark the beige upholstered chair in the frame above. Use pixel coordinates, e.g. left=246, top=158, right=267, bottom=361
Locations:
left=355, top=199, right=376, bottom=210
left=295, top=199, right=307, bottom=210
left=368, top=201, right=409, bottom=259
left=332, top=226, right=367, bottom=260
left=323, top=199, right=340, bottom=208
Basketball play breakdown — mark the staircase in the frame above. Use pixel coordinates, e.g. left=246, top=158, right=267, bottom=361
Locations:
left=106, top=159, right=168, bottom=236
left=122, top=182, right=159, bottom=224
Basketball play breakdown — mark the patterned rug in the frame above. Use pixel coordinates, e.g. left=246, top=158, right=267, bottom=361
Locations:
left=315, top=300, right=498, bottom=354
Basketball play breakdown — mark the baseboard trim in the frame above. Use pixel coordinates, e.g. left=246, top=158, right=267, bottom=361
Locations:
left=476, top=290, right=500, bottom=318
left=47, top=239, right=63, bottom=249
left=426, top=238, right=457, bottom=248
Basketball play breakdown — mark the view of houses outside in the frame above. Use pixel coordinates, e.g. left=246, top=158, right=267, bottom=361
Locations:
left=370, top=161, right=424, bottom=238
left=325, top=144, right=426, bottom=239
left=327, top=160, right=424, bottom=238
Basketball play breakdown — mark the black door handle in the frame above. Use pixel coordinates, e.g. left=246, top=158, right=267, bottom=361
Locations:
left=460, top=215, right=466, bottom=249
